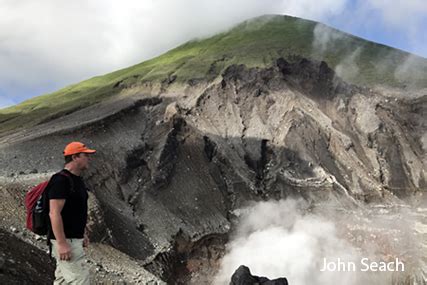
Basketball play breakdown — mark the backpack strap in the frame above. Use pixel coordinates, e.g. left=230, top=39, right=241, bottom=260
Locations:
left=47, top=223, right=53, bottom=258
left=58, top=170, right=75, bottom=193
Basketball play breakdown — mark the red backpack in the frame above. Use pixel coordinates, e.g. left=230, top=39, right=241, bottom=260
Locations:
left=25, top=170, right=73, bottom=235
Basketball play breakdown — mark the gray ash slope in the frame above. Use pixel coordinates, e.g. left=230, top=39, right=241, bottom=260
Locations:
left=0, top=57, right=426, bottom=283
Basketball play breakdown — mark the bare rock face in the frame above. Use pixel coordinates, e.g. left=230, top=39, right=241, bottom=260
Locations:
left=0, top=57, right=425, bottom=283
left=0, top=228, right=54, bottom=284
left=230, top=265, right=288, bottom=285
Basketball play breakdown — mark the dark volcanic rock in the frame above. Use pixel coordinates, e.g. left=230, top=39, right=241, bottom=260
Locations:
left=0, top=228, right=54, bottom=284
left=230, top=265, right=288, bottom=285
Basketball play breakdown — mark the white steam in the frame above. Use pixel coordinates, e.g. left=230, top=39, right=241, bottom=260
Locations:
left=213, top=199, right=426, bottom=285
left=312, top=23, right=345, bottom=56
left=394, top=54, right=426, bottom=86
left=214, top=199, right=361, bottom=285
left=335, top=47, right=362, bottom=81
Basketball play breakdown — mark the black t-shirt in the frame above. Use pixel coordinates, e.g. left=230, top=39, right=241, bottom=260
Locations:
left=47, top=169, right=89, bottom=239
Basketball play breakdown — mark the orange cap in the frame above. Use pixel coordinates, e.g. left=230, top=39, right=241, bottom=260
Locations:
left=63, top=142, right=96, bottom=156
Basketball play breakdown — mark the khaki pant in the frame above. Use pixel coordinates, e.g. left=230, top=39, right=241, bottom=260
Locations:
left=51, top=238, right=90, bottom=285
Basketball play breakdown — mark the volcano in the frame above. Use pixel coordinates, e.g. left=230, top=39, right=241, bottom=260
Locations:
left=0, top=15, right=426, bottom=284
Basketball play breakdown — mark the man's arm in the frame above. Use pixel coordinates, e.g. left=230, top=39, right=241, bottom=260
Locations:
left=49, top=199, right=72, bottom=260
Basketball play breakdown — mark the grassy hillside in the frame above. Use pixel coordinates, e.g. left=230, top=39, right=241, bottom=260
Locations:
left=1, top=14, right=426, bottom=135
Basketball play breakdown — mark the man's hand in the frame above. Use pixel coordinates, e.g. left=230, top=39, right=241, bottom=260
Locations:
left=57, top=241, right=72, bottom=261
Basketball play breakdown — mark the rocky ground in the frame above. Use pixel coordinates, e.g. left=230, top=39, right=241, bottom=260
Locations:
left=0, top=227, right=54, bottom=284
left=0, top=227, right=165, bottom=284
left=0, top=57, right=425, bottom=284
left=0, top=173, right=164, bottom=284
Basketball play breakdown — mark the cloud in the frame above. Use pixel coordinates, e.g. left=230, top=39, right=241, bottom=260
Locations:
left=0, top=0, right=425, bottom=106
left=344, top=0, right=427, bottom=56
left=365, top=0, right=427, bottom=30
left=0, top=0, right=282, bottom=104
left=279, top=0, right=347, bottom=19
left=0, top=0, right=350, bottom=106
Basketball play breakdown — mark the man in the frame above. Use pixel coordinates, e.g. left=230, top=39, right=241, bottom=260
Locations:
left=48, top=141, right=96, bottom=284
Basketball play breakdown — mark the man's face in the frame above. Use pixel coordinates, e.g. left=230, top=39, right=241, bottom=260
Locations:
left=74, top=152, right=92, bottom=170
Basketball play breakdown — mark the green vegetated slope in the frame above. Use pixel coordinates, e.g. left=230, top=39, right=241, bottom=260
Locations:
left=1, top=14, right=426, bottom=135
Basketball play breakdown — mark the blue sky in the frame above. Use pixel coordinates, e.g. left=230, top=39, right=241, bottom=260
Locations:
left=326, top=0, right=427, bottom=57
left=0, top=0, right=426, bottom=109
